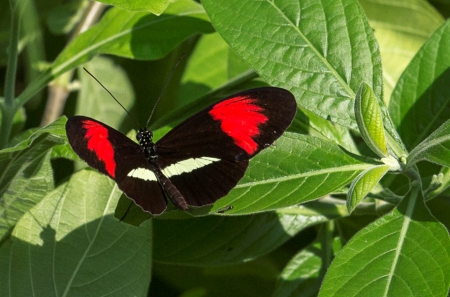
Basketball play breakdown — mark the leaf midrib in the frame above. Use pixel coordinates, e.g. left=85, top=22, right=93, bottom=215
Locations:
left=266, top=0, right=355, bottom=99
left=60, top=180, right=116, bottom=297
left=236, top=163, right=370, bottom=188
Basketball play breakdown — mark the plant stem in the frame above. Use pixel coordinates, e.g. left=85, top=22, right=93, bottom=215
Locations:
left=319, top=221, right=334, bottom=280
left=403, top=166, right=422, bottom=185
left=40, top=1, right=106, bottom=127
left=0, top=0, right=20, bottom=148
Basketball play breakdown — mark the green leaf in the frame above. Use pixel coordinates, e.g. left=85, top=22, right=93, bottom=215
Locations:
left=277, top=199, right=348, bottom=218
left=389, top=20, right=450, bottom=150
left=0, top=117, right=66, bottom=240
left=179, top=32, right=230, bottom=104
left=16, top=0, right=213, bottom=106
left=291, top=108, right=359, bottom=154
left=272, top=243, right=322, bottom=297
left=153, top=212, right=325, bottom=266
left=427, top=195, right=450, bottom=231
left=347, top=165, right=390, bottom=213
left=319, top=182, right=450, bottom=297
left=76, top=56, right=135, bottom=127
left=211, top=133, right=373, bottom=214
left=51, top=142, right=78, bottom=160
left=407, top=119, right=450, bottom=169
left=359, top=0, right=444, bottom=102
left=55, top=0, right=210, bottom=61
left=0, top=170, right=153, bottom=296
left=95, top=0, right=169, bottom=14
left=228, top=50, right=253, bottom=78
left=153, top=258, right=278, bottom=296
left=202, top=0, right=383, bottom=130
left=355, top=83, right=389, bottom=157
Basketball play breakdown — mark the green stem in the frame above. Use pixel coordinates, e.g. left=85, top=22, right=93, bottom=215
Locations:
left=403, top=166, right=421, bottom=185
left=319, top=221, right=334, bottom=280
left=1, top=0, right=20, bottom=148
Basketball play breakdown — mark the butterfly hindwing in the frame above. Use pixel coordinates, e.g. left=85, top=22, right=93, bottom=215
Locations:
left=118, top=172, right=167, bottom=214
left=161, top=158, right=248, bottom=207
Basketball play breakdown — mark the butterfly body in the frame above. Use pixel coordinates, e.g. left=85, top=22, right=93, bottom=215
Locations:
left=66, top=87, right=296, bottom=215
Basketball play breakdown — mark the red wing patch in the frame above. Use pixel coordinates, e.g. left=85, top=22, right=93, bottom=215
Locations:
left=209, top=96, right=268, bottom=155
left=83, top=120, right=116, bottom=178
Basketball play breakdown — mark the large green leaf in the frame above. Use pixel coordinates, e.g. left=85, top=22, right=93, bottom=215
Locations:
left=153, top=212, right=330, bottom=266
left=407, top=119, right=450, bottom=169
left=389, top=20, right=450, bottom=150
left=212, top=132, right=374, bottom=214
left=179, top=32, right=230, bottom=104
left=95, top=0, right=169, bottom=14
left=0, top=117, right=66, bottom=240
left=153, top=258, right=278, bottom=296
left=54, top=0, right=210, bottom=64
left=0, top=170, right=152, bottom=296
left=319, top=182, right=450, bottom=296
left=202, top=0, right=382, bottom=131
left=16, top=0, right=213, bottom=106
left=359, top=0, right=444, bottom=102
left=291, top=108, right=359, bottom=154
left=272, top=243, right=322, bottom=297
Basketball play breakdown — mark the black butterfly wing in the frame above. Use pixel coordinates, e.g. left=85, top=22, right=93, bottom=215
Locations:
left=66, top=87, right=296, bottom=214
left=155, top=87, right=297, bottom=207
left=66, top=116, right=167, bottom=214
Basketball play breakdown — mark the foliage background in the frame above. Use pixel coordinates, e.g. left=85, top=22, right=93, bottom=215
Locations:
left=1, top=0, right=450, bottom=296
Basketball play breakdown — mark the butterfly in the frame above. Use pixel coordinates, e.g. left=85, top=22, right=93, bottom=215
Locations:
left=66, top=87, right=296, bottom=215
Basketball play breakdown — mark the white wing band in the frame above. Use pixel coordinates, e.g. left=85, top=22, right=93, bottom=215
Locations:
left=127, top=168, right=157, bottom=181
left=162, top=157, right=220, bottom=178
left=127, top=157, right=220, bottom=181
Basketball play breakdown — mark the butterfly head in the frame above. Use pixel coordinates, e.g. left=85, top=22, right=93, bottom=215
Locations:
left=136, top=129, right=153, bottom=147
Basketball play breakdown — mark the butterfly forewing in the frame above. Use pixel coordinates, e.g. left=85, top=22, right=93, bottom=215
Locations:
left=66, top=116, right=168, bottom=214
left=154, top=87, right=296, bottom=207
left=156, top=88, right=296, bottom=161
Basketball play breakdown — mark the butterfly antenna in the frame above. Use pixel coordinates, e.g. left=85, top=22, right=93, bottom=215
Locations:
left=83, top=67, right=142, bottom=128
left=145, top=52, right=186, bottom=128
